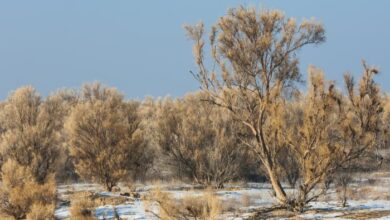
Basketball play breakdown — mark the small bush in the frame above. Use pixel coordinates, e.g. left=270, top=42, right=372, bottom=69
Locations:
left=367, top=178, right=377, bottom=185
left=0, top=160, right=56, bottom=219
left=26, top=203, right=55, bottom=220
left=71, top=199, right=94, bottom=219
left=241, top=193, right=251, bottom=207
left=182, top=192, right=220, bottom=219
left=148, top=189, right=221, bottom=220
left=70, top=192, right=96, bottom=220
left=111, top=186, right=121, bottom=192
left=335, top=172, right=353, bottom=207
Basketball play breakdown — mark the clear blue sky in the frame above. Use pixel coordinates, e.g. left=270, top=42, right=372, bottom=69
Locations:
left=0, top=0, right=389, bottom=99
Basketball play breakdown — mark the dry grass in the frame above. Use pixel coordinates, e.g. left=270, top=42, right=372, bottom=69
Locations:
left=339, top=210, right=390, bottom=219
left=0, top=160, right=57, bottom=219
left=26, top=203, right=56, bottom=220
left=370, top=172, right=390, bottom=178
left=122, top=181, right=138, bottom=193
left=349, top=183, right=390, bottom=201
left=222, top=198, right=240, bottom=212
left=143, top=179, right=198, bottom=192
left=146, top=188, right=221, bottom=220
left=93, top=195, right=128, bottom=207
left=69, top=192, right=96, bottom=220
left=251, top=206, right=295, bottom=219
left=241, top=193, right=251, bottom=207
left=69, top=190, right=130, bottom=219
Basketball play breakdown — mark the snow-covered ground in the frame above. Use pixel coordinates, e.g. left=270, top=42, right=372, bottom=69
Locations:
left=54, top=173, right=390, bottom=219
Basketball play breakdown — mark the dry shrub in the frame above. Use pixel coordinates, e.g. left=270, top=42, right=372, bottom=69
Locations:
left=123, top=182, right=138, bottom=193
left=70, top=193, right=96, bottom=220
left=111, top=186, right=121, bottom=192
left=351, top=186, right=372, bottom=200
left=94, top=196, right=127, bottom=207
left=148, top=189, right=221, bottom=220
left=0, top=86, right=61, bottom=219
left=153, top=93, right=247, bottom=188
left=181, top=193, right=220, bottom=219
left=0, top=160, right=56, bottom=219
left=366, top=178, right=377, bottom=185
left=146, top=189, right=176, bottom=219
left=26, top=203, right=55, bottom=220
left=65, top=83, right=148, bottom=192
left=335, top=172, right=353, bottom=207
left=381, top=191, right=390, bottom=200
left=241, top=193, right=251, bottom=207
left=352, top=185, right=390, bottom=200
left=69, top=191, right=129, bottom=219
left=219, top=198, right=240, bottom=213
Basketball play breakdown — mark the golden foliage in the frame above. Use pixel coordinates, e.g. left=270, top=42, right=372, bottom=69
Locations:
left=65, top=83, right=147, bottom=191
left=0, top=160, right=56, bottom=219
left=186, top=5, right=383, bottom=211
left=152, top=92, right=248, bottom=188
left=69, top=193, right=95, bottom=220
left=0, top=86, right=59, bottom=219
left=26, top=203, right=56, bottom=220
left=148, top=188, right=221, bottom=220
left=0, top=86, right=63, bottom=183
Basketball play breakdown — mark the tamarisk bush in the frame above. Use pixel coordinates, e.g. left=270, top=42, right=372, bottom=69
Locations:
left=154, top=92, right=248, bottom=188
left=65, top=83, right=148, bottom=191
left=0, top=86, right=59, bottom=219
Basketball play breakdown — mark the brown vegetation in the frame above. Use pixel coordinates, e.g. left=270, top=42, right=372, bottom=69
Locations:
left=185, top=6, right=383, bottom=211
left=152, top=92, right=249, bottom=188
left=0, top=5, right=387, bottom=219
left=0, top=160, right=56, bottom=219
left=65, top=83, right=148, bottom=191
left=0, top=87, right=59, bottom=219
left=147, top=189, right=220, bottom=220
left=69, top=192, right=95, bottom=220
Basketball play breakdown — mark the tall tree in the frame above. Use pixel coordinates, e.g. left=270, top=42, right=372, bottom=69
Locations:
left=185, top=6, right=325, bottom=205
left=186, top=6, right=383, bottom=211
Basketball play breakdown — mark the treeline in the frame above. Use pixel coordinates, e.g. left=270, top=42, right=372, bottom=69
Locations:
left=0, top=73, right=389, bottom=218
left=0, top=5, right=389, bottom=219
left=0, top=83, right=261, bottom=219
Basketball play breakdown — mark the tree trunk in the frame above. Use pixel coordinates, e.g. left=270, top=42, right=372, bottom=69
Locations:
left=264, top=163, right=288, bottom=204
left=106, top=182, right=113, bottom=192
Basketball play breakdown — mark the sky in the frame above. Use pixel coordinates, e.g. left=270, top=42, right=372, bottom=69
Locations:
left=0, top=0, right=389, bottom=100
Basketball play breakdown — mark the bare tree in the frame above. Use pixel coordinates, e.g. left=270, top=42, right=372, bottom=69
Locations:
left=153, top=92, right=247, bottom=188
left=65, top=83, right=147, bottom=191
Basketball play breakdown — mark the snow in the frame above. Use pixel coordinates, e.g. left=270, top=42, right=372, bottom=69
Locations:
left=55, top=173, right=390, bottom=219
left=54, top=206, right=69, bottom=219
left=95, top=200, right=148, bottom=220
left=57, top=183, right=103, bottom=194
